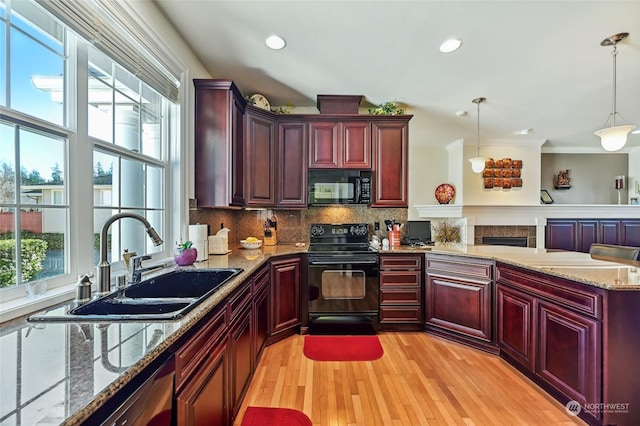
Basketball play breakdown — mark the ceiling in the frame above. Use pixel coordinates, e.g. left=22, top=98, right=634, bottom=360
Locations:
left=153, top=0, right=640, bottom=152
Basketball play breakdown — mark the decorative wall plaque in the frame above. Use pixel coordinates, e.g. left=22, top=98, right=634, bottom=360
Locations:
left=483, top=158, right=523, bottom=189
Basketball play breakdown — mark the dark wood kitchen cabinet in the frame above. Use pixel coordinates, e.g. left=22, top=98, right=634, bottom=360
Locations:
left=546, top=218, right=640, bottom=252
left=425, top=254, right=495, bottom=352
left=252, top=264, right=270, bottom=364
left=193, top=79, right=246, bottom=207
left=371, top=119, right=410, bottom=207
left=308, top=120, right=371, bottom=169
left=244, top=107, right=276, bottom=207
left=379, top=254, right=423, bottom=330
left=228, top=280, right=253, bottom=419
left=277, top=120, right=308, bottom=208
left=496, top=283, right=536, bottom=371
left=175, top=307, right=229, bottom=425
left=270, top=256, right=302, bottom=342
left=495, top=263, right=603, bottom=424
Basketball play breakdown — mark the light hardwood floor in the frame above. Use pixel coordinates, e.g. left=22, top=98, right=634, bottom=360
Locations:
left=234, top=332, right=586, bottom=426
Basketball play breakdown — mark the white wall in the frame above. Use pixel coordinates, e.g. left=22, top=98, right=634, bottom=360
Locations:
left=629, top=147, right=640, bottom=204
left=407, top=145, right=448, bottom=220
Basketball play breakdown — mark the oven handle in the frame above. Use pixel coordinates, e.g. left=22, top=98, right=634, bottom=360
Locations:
left=308, top=258, right=379, bottom=265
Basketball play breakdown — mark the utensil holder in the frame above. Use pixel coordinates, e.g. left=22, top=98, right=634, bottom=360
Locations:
left=388, top=230, right=401, bottom=247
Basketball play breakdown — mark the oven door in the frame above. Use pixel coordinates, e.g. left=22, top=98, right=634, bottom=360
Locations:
left=308, top=256, right=379, bottom=317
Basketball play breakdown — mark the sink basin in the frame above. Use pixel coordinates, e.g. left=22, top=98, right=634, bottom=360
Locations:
left=122, top=268, right=240, bottom=299
left=28, top=268, right=243, bottom=322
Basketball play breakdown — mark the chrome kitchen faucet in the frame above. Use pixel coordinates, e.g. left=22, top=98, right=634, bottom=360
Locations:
left=96, top=212, right=163, bottom=297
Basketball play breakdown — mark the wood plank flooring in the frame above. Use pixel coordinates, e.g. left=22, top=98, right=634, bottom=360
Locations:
left=234, top=332, right=586, bottom=426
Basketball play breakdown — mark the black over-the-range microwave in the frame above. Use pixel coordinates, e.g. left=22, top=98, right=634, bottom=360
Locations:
left=308, top=170, right=372, bottom=206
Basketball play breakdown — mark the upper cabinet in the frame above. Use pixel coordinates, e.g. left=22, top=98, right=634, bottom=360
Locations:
left=308, top=120, right=371, bottom=169
left=193, top=81, right=411, bottom=209
left=244, top=107, right=276, bottom=207
left=194, top=80, right=246, bottom=208
left=277, top=119, right=308, bottom=208
left=371, top=119, right=410, bottom=207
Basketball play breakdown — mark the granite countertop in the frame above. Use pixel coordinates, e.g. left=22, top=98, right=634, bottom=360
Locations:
left=1, top=243, right=638, bottom=425
left=0, top=244, right=305, bottom=426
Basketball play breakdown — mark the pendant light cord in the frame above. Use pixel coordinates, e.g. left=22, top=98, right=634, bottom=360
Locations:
left=476, top=101, right=481, bottom=157
left=611, top=44, right=617, bottom=127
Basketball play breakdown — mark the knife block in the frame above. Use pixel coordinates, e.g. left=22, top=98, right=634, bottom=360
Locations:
left=264, top=228, right=277, bottom=246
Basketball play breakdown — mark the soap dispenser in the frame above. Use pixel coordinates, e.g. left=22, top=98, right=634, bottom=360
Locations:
left=75, top=273, right=94, bottom=303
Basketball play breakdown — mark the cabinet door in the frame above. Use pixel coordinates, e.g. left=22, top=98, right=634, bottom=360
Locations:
left=371, top=120, right=409, bottom=207
left=620, top=219, right=640, bottom=247
left=342, top=121, right=371, bottom=168
left=497, top=284, right=536, bottom=370
left=253, top=266, right=270, bottom=364
left=537, top=301, right=600, bottom=409
left=271, top=257, right=301, bottom=336
left=194, top=80, right=245, bottom=208
left=245, top=110, right=276, bottom=206
left=576, top=220, right=598, bottom=253
left=425, top=274, right=492, bottom=342
left=545, top=220, right=577, bottom=251
left=277, top=121, right=308, bottom=207
left=309, top=122, right=339, bottom=168
left=176, top=338, right=228, bottom=426
left=599, top=220, right=621, bottom=245
left=230, top=304, right=253, bottom=418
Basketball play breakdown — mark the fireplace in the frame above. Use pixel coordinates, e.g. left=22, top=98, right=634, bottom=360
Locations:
left=482, top=236, right=528, bottom=247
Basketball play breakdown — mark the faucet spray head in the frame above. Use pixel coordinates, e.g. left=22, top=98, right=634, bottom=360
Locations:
left=146, top=227, right=163, bottom=246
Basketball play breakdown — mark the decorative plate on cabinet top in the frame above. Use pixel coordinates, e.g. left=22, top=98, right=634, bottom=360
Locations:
left=435, top=183, right=455, bottom=204
left=250, top=94, right=271, bottom=110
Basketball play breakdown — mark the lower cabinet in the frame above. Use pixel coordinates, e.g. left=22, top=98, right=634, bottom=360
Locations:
left=537, top=300, right=600, bottom=408
left=425, top=254, right=495, bottom=351
left=496, top=284, right=535, bottom=371
left=229, top=303, right=253, bottom=418
left=496, top=262, right=603, bottom=425
left=175, top=306, right=229, bottom=426
left=253, top=264, right=270, bottom=365
left=270, top=256, right=302, bottom=340
left=379, top=254, right=423, bottom=330
left=546, top=218, right=640, bottom=252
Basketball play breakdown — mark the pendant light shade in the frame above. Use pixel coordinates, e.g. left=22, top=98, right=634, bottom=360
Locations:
left=468, top=97, right=486, bottom=174
left=595, top=32, right=635, bottom=151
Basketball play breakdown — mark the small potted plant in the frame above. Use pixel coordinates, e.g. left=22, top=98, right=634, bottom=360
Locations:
left=433, top=220, right=463, bottom=250
left=174, top=240, right=197, bottom=266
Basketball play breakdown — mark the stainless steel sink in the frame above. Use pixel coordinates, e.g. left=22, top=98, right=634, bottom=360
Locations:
left=28, top=268, right=243, bottom=322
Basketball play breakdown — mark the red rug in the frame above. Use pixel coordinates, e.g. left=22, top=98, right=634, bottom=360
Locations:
left=241, top=406, right=312, bottom=426
left=303, top=335, right=384, bottom=361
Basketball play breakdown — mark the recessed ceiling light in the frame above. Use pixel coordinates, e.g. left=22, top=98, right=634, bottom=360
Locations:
left=265, top=35, right=286, bottom=50
left=632, top=129, right=640, bottom=134
left=520, top=128, right=534, bottom=135
left=439, top=38, right=462, bottom=53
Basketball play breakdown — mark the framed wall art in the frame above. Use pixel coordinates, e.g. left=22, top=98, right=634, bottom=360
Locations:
left=483, top=158, right=523, bottom=189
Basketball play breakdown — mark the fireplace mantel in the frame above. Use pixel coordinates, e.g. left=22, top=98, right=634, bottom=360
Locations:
left=414, top=204, right=640, bottom=248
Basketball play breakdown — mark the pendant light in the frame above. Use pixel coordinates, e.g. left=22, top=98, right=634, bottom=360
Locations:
left=468, top=97, right=486, bottom=173
left=594, top=32, right=635, bottom=151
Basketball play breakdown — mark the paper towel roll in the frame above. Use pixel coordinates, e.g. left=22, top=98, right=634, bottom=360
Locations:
left=188, top=224, right=209, bottom=262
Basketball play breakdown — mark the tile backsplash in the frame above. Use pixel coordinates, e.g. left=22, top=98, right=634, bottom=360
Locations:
left=190, top=205, right=409, bottom=245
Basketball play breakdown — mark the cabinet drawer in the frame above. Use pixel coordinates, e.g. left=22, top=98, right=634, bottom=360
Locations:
left=426, top=254, right=492, bottom=279
left=380, top=255, right=422, bottom=270
left=229, top=280, right=252, bottom=322
left=252, top=265, right=270, bottom=293
left=380, top=306, right=422, bottom=323
left=175, top=307, right=227, bottom=389
left=380, top=288, right=421, bottom=305
left=496, top=263, right=602, bottom=319
left=380, top=270, right=421, bottom=287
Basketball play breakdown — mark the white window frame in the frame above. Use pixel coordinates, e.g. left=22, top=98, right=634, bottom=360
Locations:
left=0, top=0, right=188, bottom=323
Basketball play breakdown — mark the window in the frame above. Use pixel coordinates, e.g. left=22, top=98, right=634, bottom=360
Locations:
left=0, top=0, right=180, bottom=304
